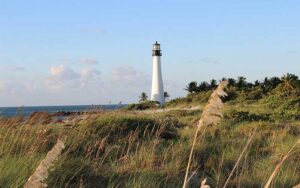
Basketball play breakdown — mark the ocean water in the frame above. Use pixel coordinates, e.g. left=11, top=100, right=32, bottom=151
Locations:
left=0, top=105, right=127, bottom=117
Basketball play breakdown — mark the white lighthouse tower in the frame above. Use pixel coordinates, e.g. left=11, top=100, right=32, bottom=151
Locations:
left=151, top=41, right=165, bottom=105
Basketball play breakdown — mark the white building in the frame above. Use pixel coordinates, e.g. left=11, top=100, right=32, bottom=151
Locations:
left=151, top=41, right=165, bottom=104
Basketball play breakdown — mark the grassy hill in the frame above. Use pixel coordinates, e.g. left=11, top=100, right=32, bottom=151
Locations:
left=1, top=76, right=300, bottom=187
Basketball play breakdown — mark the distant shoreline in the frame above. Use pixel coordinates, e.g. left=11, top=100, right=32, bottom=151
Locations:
left=0, top=104, right=127, bottom=117
left=0, top=104, right=126, bottom=108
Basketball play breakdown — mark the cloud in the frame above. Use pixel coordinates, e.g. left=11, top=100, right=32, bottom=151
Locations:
left=1, top=63, right=163, bottom=106
left=80, top=68, right=101, bottom=87
left=78, top=58, right=99, bottom=65
left=2, top=63, right=182, bottom=106
left=44, top=65, right=80, bottom=90
left=50, top=64, right=80, bottom=79
left=44, top=64, right=101, bottom=90
left=111, top=65, right=149, bottom=85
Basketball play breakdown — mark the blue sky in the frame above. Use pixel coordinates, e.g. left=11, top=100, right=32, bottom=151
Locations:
left=0, top=0, right=300, bottom=106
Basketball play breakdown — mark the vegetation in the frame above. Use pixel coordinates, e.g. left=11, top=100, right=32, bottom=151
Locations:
left=183, top=81, right=228, bottom=188
left=128, top=91, right=170, bottom=110
left=124, top=101, right=159, bottom=110
left=184, top=74, right=298, bottom=95
left=139, top=92, right=148, bottom=102
left=164, top=91, right=170, bottom=101
left=1, top=73, right=300, bottom=187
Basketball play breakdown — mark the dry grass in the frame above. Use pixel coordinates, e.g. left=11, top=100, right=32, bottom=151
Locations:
left=223, top=127, right=257, bottom=188
left=183, top=81, right=228, bottom=188
left=0, top=112, right=53, bottom=127
left=264, top=138, right=300, bottom=188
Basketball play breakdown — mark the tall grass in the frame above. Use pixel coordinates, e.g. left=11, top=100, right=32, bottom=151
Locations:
left=24, top=139, right=65, bottom=188
left=183, top=81, right=228, bottom=188
left=264, top=138, right=300, bottom=188
left=1, top=94, right=300, bottom=187
left=223, top=127, right=256, bottom=188
left=0, top=118, right=58, bottom=187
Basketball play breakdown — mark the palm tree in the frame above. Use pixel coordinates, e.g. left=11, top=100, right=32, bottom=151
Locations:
left=281, top=73, right=298, bottom=91
left=254, top=80, right=261, bottom=87
left=262, top=77, right=271, bottom=92
left=269, top=77, right=282, bottom=90
left=198, top=81, right=209, bottom=92
left=139, top=92, right=148, bottom=102
left=210, top=79, right=217, bottom=89
left=185, top=81, right=199, bottom=93
left=164, top=92, right=170, bottom=101
left=227, top=78, right=236, bottom=87
left=236, top=76, right=247, bottom=89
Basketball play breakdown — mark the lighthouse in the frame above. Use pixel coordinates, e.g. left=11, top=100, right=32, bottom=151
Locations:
left=151, top=41, right=165, bottom=105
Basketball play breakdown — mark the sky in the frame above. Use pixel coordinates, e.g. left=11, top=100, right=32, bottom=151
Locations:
left=0, top=0, right=300, bottom=107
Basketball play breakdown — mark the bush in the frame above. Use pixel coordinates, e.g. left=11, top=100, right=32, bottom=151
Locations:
left=225, top=109, right=271, bottom=122
left=124, top=101, right=159, bottom=110
left=244, top=89, right=264, bottom=100
left=165, top=91, right=212, bottom=108
left=224, top=87, right=238, bottom=102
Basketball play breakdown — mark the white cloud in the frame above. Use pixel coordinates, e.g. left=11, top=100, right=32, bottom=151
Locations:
left=80, top=69, right=101, bottom=78
left=50, top=64, right=66, bottom=76
left=50, top=64, right=80, bottom=79
left=0, top=64, right=185, bottom=106
left=44, top=64, right=101, bottom=90
left=80, top=68, right=101, bottom=87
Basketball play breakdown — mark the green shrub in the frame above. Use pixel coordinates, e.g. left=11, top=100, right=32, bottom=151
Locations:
left=166, top=91, right=212, bottom=107
left=244, top=89, right=264, bottom=100
left=224, top=86, right=238, bottom=101
left=124, top=101, right=159, bottom=110
left=225, top=109, right=271, bottom=122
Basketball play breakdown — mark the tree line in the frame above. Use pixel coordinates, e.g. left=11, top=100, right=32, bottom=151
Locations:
left=185, top=73, right=300, bottom=94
